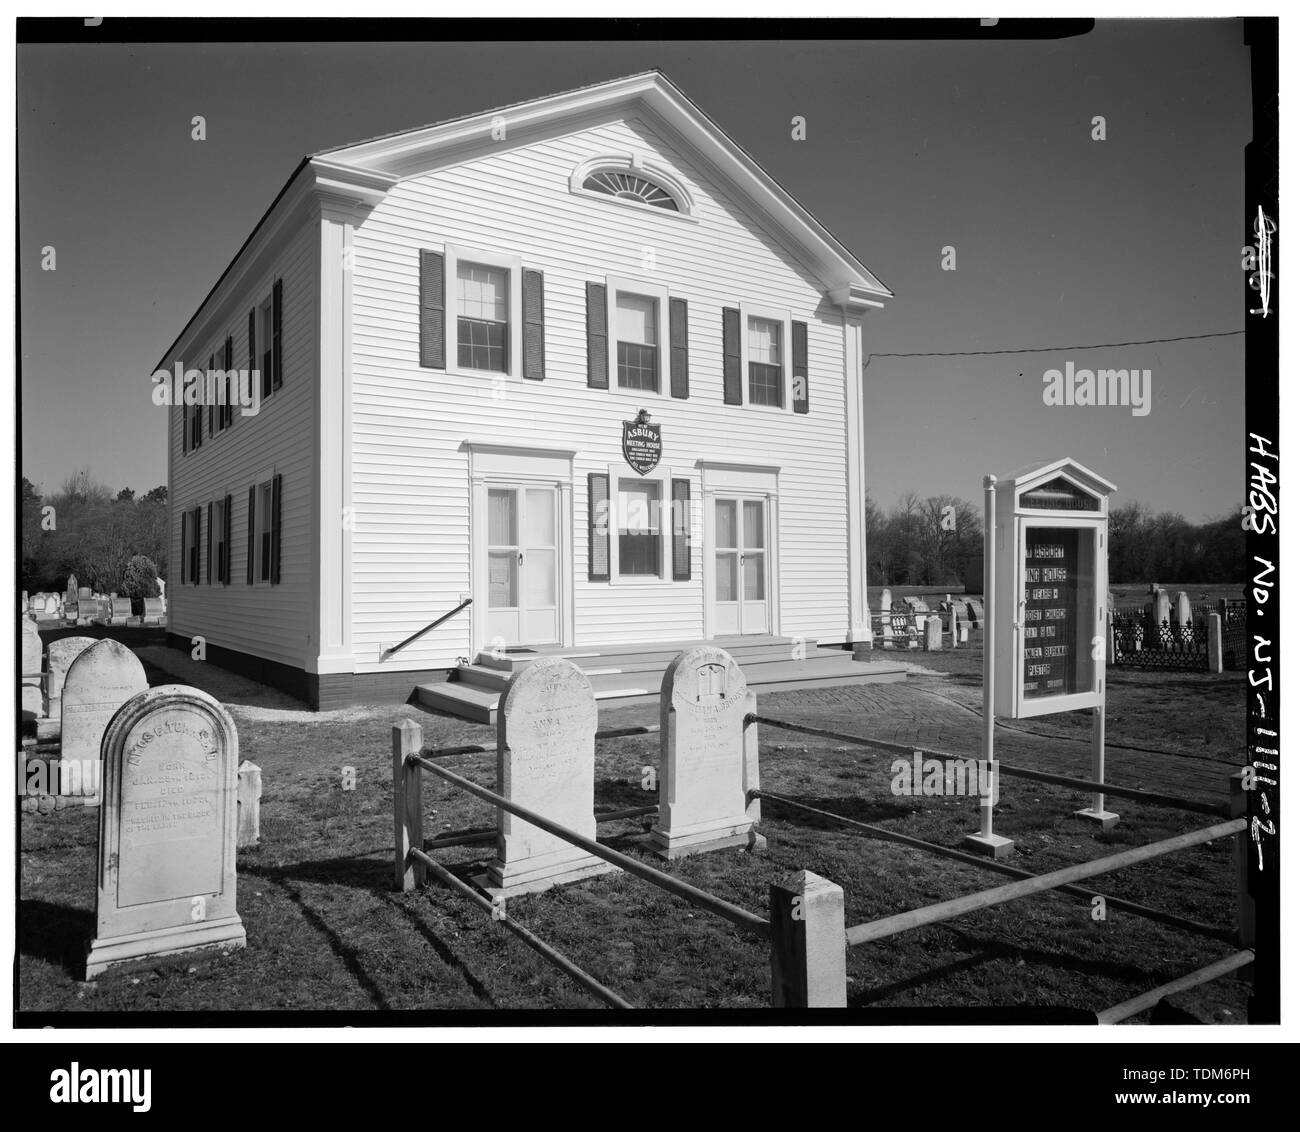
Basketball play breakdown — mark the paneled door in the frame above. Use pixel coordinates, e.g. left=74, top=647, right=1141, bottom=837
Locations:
left=485, top=484, right=559, bottom=646
left=712, top=496, right=770, bottom=636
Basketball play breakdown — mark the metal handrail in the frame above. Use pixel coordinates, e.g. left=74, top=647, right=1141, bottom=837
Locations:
left=379, top=598, right=472, bottom=662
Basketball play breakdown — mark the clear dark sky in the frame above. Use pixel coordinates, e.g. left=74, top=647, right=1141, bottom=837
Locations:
left=19, top=21, right=1251, bottom=519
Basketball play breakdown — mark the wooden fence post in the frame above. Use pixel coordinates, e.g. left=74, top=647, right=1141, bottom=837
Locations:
left=770, top=870, right=847, bottom=1008
left=1207, top=612, right=1224, bottom=673
left=393, top=719, right=425, bottom=892
left=1229, top=771, right=1256, bottom=949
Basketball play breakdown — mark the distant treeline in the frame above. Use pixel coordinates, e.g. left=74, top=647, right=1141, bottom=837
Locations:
left=21, top=468, right=168, bottom=594
left=866, top=492, right=1246, bottom=588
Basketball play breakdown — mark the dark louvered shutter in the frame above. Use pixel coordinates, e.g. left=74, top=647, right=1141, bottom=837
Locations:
left=722, top=308, right=742, bottom=404
left=270, top=473, right=282, bottom=584
left=671, top=478, right=691, bottom=581
left=246, top=485, right=256, bottom=584
left=248, top=308, right=256, bottom=388
left=792, top=320, right=809, bottom=414
left=181, top=510, right=189, bottom=582
left=223, top=493, right=232, bottom=583
left=272, top=279, right=283, bottom=390
left=206, top=501, right=214, bottom=583
left=669, top=298, right=689, bottom=399
left=588, top=473, right=610, bottom=581
left=182, top=402, right=189, bottom=454
left=523, top=268, right=545, bottom=380
left=418, top=250, right=446, bottom=369
left=207, top=354, right=215, bottom=436
left=223, top=335, right=234, bottom=428
left=586, top=282, right=608, bottom=389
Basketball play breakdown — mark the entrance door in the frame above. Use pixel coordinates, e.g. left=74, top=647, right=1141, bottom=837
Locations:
left=712, top=496, right=770, bottom=636
left=485, top=484, right=559, bottom=646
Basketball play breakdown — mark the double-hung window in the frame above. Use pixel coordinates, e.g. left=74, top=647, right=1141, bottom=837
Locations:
left=746, top=317, right=784, bottom=408
left=615, top=293, right=659, bottom=392
left=456, top=262, right=509, bottom=373
left=617, top=478, right=663, bottom=577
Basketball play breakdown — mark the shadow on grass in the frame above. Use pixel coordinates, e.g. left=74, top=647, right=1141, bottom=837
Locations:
left=850, top=925, right=1155, bottom=1009
left=761, top=792, right=918, bottom=831
left=19, top=900, right=93, bottom=977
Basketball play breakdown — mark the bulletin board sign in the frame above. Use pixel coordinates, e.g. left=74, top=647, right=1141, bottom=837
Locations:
left=992, top=459, right=1115, bottom=719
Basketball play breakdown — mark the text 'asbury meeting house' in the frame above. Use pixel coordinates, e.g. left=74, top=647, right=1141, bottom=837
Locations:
left=161, top=71, right=895, bottom=713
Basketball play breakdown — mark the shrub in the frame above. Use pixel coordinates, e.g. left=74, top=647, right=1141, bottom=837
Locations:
left=121, top=555, right=160, bottom=616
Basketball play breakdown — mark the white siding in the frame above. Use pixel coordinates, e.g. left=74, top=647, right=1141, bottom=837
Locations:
left=349, top=114, right=853, bottom=672
left=167, top=219, right=319, bottom=668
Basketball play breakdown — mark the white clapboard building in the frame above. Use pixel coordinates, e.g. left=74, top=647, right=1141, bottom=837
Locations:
left=161, top=71, right=903, bottom=715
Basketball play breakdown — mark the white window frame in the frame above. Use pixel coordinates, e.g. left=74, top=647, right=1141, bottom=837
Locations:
left=738, top=301, right=795, bottom=413
left=444, top=243, right=524, bottom=382
left=606, top=275, right=672, bottom=399
left=605, top=462, right=676, bottom=586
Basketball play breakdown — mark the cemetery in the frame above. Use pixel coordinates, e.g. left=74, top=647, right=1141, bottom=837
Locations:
left=17, top=521, right=1254, bottom=1015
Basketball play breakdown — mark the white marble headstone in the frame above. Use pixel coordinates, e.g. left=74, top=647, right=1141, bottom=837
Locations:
left=85, top=684, right=246, bottom=979
left=38, top=635, right=97, bottom=740
left=21, top=619, right=43, bottom=723
left=487, top=656, right=615, bottom=895
left=650, top=646, right=763, bottom=859
left=60, top=639, right=148, bottom=797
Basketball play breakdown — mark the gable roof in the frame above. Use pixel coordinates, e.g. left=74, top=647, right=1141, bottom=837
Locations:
left=155, top=70, right=890, bottom=374
left=316, top=70, right=892, bottom=301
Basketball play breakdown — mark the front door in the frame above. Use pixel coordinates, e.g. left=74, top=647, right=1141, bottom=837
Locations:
left=485, top=484, right=559, bottom=647
left=712, top=496, right=770, bottom=636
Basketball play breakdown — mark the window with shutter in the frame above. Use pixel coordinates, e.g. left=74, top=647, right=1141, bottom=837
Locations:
left=587, top=473, right=610, bottom=581
left=455, top=262, right=509, bottom=372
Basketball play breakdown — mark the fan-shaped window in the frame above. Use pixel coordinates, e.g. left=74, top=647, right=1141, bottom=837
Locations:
left=583, top=171, right=680, bottom=211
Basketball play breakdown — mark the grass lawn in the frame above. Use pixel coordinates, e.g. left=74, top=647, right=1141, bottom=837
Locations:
left=18, top=640, right=1252, bottom=1021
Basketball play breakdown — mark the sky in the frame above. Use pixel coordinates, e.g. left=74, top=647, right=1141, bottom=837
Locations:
left=18, top=21, right=1253, bottom=520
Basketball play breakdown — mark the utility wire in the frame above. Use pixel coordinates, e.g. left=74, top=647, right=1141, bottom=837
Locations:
left=864, top=329, right=1244, bottom=366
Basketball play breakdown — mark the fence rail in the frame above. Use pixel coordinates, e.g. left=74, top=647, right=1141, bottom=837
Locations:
left=844, top=818, right=1245, bottom=947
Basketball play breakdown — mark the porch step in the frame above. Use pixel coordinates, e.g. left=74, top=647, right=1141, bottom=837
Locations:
left=414, top=641, right=907, bottom=725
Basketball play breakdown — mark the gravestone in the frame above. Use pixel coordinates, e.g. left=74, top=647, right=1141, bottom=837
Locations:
left=966, top=598, right=985, bottom=629
left=486, top=656, right=615, bottom=895
left=85, top=685, right=246, bottom=979
left=142, top=597, right=165, bottom=624
left=157, top=578, right=167, bottom=603
left=923, top=615, right=943, bottom=651
left=21, top=619, right=43, bottom=724
left=38, top=635, right=97, bottom=742
left=108, top=596, right=131, bottom=625
left=1174, top=591, right=1192, bottom=628
left=237, top=761, right=262, bottom=847
left=60, top=640, right=148, bottom=797
left=66, top=575, right=79, bottom=605
left=78, top=586, right=92, bottom=601
left=879, top=588, right=894, bottom=646
left=650, top=646, right=763, bottom=859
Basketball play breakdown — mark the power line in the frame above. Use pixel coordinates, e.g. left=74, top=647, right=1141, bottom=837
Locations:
left=864, top=329, right=1245, bottom=366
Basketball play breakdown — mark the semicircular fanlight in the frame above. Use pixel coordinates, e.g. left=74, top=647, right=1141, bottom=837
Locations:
left=583, top=170, right=679, bottom=211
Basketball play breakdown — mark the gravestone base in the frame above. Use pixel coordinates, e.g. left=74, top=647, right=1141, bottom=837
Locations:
left=1073, top=806, right=1120, bottom=830
left=36, top=718, right=60, bottom=742
left=649, top=817, right=764, bottom=860
left=484, top=850, right=616, bottom=897
left=962, top=831, right=1015, bottom=859
left=86, top=916, right=246, bottom=981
